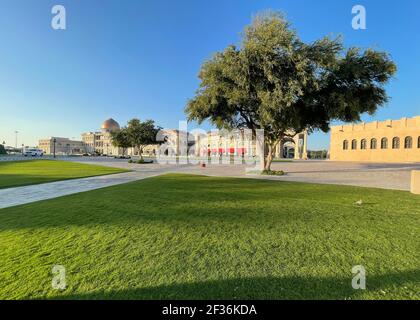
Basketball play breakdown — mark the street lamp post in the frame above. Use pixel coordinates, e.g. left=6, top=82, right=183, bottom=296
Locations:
left=14, top=131, right=18, bottom=149
left=53, top=138, right=57, bottom=158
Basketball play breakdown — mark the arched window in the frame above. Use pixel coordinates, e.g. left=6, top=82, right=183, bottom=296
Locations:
left=392, top=137, right=400, bottom=149
left=404, top=136, right=412, bottom=149
left=343, top=140, right=349, bottom=150
left=381, top=138, right=388, bottom=149
left=351, top=139, right=357, bottom=150
left=370, top=138, right=377, bottom=150
left=360, top=139, right=367, bottom=150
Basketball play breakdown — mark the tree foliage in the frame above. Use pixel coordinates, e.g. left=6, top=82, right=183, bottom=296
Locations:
left=185, top=12, right=396, bottom=170
left=110, top=119, right=161, bottom=159
left=110, top=127, right=131, bottom=156
left=126, top=119, right=161, bottom=160
left=0, top=144, right=6, bottom=155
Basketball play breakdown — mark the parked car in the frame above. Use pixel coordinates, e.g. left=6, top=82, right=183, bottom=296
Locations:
left=23, top=148, right=44, bottom=157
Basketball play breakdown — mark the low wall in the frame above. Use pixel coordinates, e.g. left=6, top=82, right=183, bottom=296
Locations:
left=411, top=171, right=420, bottom=195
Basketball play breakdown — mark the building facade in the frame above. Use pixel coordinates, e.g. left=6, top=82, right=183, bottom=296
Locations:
left=38, top=137, right=86, bottom=155
left=81, top=118, right=124, bottom=156
left=144, top=129, right=194, bottom=156
left=81, top=119, right=188, bottom=157
left=330, top=116, right=420, bottom=162
left=39, top=118, right=309, bottom=159
left=190, top=129, right=308, bottom=159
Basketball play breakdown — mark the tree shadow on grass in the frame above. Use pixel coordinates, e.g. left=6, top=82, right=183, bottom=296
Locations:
left=49, top=270, right=419, bottom=300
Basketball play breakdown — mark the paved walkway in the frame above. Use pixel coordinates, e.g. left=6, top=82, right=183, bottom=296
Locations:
left=1, top=159, right=419, bottom=209
left=0, top=163, right=186, bottom=209
left=182, top=161, right=420, bottom=191
left=72, top=158, right=419, bottom=191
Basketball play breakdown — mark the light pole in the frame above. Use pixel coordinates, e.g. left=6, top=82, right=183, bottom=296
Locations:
left=14, top=131, right=18, bottom=149
left=21, top=144, right=24, bottom=155
left=53, top=138, right=57, bottom=158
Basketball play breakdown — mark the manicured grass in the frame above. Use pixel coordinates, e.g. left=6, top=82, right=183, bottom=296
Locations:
left=0, top=174, right=418, bottom=300
left=0, top=160, right=129, bottom=189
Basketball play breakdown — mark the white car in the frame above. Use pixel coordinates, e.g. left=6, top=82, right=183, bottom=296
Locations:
left=23, top=148, right=44, bottom=157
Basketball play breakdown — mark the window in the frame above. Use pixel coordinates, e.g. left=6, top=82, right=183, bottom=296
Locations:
left=360, top=139, right=367, bottom=150
left=381, top=138, right=388, bottom=149
left=370, top=138, right=377, bottom=150
left=351, top=139, right=357, bottom=150
left=343, top=140, right=349, bottom=150
left=418, top=136, right=420, bottom=148
left=392, top=137, right=400, bottom=149
left=404, top=137, right=412, bottom=149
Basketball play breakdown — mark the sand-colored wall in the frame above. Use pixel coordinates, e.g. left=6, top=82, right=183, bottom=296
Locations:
left=411, top=171, right=420, bottom=194
left=330, top=116, right=420, bottom=162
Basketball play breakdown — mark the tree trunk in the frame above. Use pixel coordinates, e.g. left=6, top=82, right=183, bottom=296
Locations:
left=139, top=146, right=144, bottom=161
left=264, top=140, right=280, bottom=171
left=264, top=144, right=273, bottom=171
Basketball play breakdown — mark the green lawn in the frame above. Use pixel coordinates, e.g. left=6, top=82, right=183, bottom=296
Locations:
left=0, top=174, right=418, bottom=300
left=0, top=160, right=129, bottom=189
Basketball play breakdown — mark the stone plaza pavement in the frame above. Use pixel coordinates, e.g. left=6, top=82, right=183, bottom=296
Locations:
left=1, top=157, right=419, bottom=209
left=71, top=157, right=419, bottom=191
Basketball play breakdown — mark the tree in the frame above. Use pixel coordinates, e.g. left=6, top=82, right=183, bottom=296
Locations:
left=0, top=144, right=6, bottom=155
left=185, top=12, right=396, bottom=171
left=110, top=127, right=131, bottom=156
left=126, top=119, right=161, bottom=160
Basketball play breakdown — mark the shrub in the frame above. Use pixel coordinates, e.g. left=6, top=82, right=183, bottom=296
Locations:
left=128, top=159, right=153, bottom=164
left=136, top=159, right=153, bottom=164
left=261, top=170, right=285, bottom=176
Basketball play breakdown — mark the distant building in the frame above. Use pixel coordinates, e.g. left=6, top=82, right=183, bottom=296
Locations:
left=81, top=118, right=123, bottom=155
left=81, top=119, right=186, bottom=156
left=330, top=116, right=420, bottom=162
left=192, top=129, right=308, bottom=159
left=38, top=137, right=85, bottom=155
left=39, top=118, right=309, bottom=159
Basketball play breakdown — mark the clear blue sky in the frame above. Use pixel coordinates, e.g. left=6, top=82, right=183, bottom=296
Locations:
left=0, top=0, right=419, bottom=149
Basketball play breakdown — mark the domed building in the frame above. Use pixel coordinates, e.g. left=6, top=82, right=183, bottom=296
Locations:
left=101, top=118, right=120, bottom=133
left=81, top=118, right=186, bottom=157
left=81, top=118, right=124, bottom=155
left=81, top=118, right=196, bottom=157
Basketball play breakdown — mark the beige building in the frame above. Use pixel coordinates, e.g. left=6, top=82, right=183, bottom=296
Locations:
left=330, top=116, right=420, bottom=162
left=281, top=131, right=308, bottom=160
left=82, top=118, right=125, bottom=156
left=81, top=119, right=187, bottom=157
left=144, top=129, right=194, bottom=156
left=191, top=129, right=308, bottom=159
left=40, top=118, right=308, bottom=159
left=38, top=137, right=86, bottom=155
